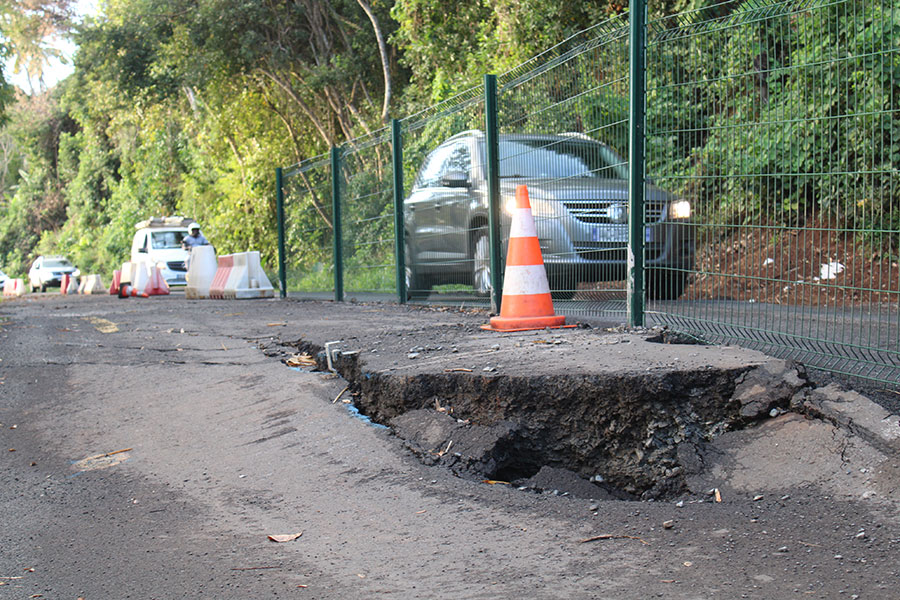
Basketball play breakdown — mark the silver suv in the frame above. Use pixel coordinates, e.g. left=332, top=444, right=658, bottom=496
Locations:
left=404, top=131, right=695, bottom=299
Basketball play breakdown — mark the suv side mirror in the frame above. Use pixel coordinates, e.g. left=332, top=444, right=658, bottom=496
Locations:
left=440, top=171, right=470, bottom=188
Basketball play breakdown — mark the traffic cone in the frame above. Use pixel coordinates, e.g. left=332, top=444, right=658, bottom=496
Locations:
left=482, top=185, right=572, bottom=332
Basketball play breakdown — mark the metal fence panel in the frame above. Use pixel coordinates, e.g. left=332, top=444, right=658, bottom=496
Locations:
left=645, top=0, right=899, bottom=386
left=498, top=16, right=633, bottom=321
left=399, top=86, right=488, bottom=304
left=339, top=129, right=397, bottom=297
left=281, top=154, right=334, bottom=297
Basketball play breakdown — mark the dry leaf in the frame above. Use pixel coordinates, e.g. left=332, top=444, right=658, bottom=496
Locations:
left=267, top=532, right=303, bottom=543
left=287, top=353, right=317, bottom=367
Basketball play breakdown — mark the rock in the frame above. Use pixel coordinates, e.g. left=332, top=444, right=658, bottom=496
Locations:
left=389, top=409, right=519, bottom=480
left=796, top=383, right=900, bottom=455
left=733, top=359, right=806, bottom=419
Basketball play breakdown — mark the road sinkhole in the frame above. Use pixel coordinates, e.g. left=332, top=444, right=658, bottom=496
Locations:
left=269, top=337, right=807, bottom=501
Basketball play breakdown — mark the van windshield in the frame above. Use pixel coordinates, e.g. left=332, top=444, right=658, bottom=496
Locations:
left=499, top=139, right=628, bottom=180
left=44, top=258, right=72, bottom=268
left=151, top=231, right=186, bottom=249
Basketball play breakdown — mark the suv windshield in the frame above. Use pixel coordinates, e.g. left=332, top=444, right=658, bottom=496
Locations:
left=499, top=139, right=628, bottom=180
left=151, top=231, right=187, bottom=249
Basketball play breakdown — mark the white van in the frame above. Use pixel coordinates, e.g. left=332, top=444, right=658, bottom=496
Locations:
left=130, top=216, right=195, bottom=285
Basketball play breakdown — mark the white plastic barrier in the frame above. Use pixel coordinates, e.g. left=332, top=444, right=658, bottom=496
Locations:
left=82, top=274, right=105, bottom=294
left=66, top=276, right=79, bottom=295
left=185, top=245, right=218, bottom=299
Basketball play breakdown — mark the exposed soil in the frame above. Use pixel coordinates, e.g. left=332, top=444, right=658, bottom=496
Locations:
left=685, top=215, right=900, bottom=306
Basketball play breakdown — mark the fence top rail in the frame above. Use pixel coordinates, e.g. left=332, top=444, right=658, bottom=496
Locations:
left=284, top=153, right=331, bottom=178
left=647, top=0, right=826, bottom=43
left=499, top=13, right=629, bottom=91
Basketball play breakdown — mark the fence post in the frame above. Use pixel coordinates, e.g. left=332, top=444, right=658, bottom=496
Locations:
left=484, top=74, right=503, bottom=314
left=392, top=119, right=407, bottom=304
left=628, top=0, right=647, bottom=327
left=331, top=145, right=344, bottom=302
left=276, top=167, right=287, bottom=298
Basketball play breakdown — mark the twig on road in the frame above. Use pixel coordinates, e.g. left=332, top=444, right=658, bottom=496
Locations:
left=580, top=533, right=650, bottom=546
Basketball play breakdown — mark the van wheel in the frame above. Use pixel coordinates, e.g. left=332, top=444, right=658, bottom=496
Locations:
left=472, top=229, right=492, bottom=297
left=405, top=240, right=431, bottom=300
left=40, top=283, right=47, bottom=293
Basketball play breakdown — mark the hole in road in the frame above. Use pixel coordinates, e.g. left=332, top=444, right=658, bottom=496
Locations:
left=272, top=337, right=779, bottom=501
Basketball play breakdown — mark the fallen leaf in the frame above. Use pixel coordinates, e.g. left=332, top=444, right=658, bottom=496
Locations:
left=267, top=322, right=287, bottom=327
left=267, top=532, right=303, bottom=543
left=287, top=353, right=317, bottom=368
left=297, top=585, right=308, bottom=588
left=357, top=573, right=366, bottom=579
left=483, top=479, right=510, bottom=485
left=714, top=488, right=722, bottom=503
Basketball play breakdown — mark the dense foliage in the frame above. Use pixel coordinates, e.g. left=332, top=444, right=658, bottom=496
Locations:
left=0, top=0, right=896, bottom=283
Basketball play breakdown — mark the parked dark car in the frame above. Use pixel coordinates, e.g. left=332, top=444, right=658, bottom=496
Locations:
left=403, top=131, right=695, bottom=299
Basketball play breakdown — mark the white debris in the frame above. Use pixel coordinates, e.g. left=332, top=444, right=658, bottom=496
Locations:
left=819, top=261, right=845, bottom=280
left=763, top=257, right=775, bottom=266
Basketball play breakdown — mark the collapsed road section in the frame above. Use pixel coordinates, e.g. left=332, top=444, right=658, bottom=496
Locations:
left=264, top=321, right=810, bottom=500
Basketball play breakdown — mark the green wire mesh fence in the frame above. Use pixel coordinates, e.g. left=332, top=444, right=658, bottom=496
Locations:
left=645, top=0, right=899, bottom=386
left=340, top=129, right=397, bottom=296
left=279, top=0, right=898, bottom=388
left=281, top=154, right=334, bottom=297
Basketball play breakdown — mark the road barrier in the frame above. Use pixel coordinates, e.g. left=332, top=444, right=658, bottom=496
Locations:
left=82, top=275, right=105, bottom=295
left=2, top=278, right=25, bottom=297
left=185, top=245, right=217, bottom=299
left=210, top=252, right=274, bottom=299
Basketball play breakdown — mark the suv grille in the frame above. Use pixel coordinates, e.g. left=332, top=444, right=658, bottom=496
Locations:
left=167, top=261, right=187, bottom=272
left=561, top=201, right=665, bottom=224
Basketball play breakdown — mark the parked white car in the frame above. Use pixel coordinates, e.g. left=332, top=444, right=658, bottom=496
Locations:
left=0, top=268, right=7, bottom=288
left=28, top=256, right=79, bottom=292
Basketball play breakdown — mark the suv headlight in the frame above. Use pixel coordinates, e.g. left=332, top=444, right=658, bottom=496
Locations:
left=668, top=200, right=691, bottom=220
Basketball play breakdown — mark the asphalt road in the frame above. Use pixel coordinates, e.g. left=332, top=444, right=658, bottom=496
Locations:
left=1, top=294, right=899, bottom=599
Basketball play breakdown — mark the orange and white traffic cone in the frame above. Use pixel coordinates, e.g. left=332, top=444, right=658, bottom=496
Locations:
left=482, top=185, right=572, bottom=332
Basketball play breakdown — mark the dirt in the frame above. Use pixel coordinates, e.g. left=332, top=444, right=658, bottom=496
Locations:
left=685, top=214, right=900, bottom=306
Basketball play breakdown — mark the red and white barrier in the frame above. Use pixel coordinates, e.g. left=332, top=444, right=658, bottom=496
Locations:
left=207, top=252, right=274, bottom=299
left=143, top=265, right=170, bottom=296
left=109, top=270, right=121, bottom=295
left=2, top=278, right=25, bottom=298
left=208, top=255, right=234, bottom=299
